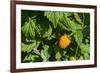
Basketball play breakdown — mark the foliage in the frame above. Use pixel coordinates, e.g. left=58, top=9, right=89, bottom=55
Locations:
left=21, top=10, right=90, bottom=62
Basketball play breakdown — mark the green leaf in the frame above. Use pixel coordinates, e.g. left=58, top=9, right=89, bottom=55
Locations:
left=33, top=41, right=40, bottom=55
left=22, top=17, right=36, bottom=39
left=79, top=56, right=84, bottom=60
left=64, top=13, right=72, bottom=17
left=35, top=24, right=41, bottom=36
left=74, top=13, right=83, bottom=24
left=58, top=21, right=71, bottom=31
left=74, top=30, right=83, bottom=45
left=47, top=33, right=56, bottom=40
left=63, top=13, right=83, bottom=32
left=80, top=43, right=90, bottom=54
left=43, top=25, right=52, bottom=38
left=21, top=40, right=36, bottom=53
left=84, top=53, right=90, bottom=60
left=23, top=54, right=39, bottom=62
left=55, top=51, right=61, bottom=61
left=44, top=11, right=63, bottom=28
left=41, top=45, right=50, bottom=62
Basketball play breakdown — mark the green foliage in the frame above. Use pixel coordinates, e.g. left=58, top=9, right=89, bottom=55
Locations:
left=21, top=10, right=90, bottom=62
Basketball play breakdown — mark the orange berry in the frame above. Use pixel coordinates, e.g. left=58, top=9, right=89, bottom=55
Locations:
left=59, top=34, right=71, bottom=49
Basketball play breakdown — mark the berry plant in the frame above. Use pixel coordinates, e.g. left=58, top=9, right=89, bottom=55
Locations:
left=21, top=10, right=90, bottom=62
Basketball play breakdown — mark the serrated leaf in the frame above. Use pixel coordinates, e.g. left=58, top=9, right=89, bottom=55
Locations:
left=43, top=25, right=52, bottom=38
left=35, top=24, right=41, bottom=36
left=44, top=11, right=63, bottom=28
left=41, top=45, right=50, bottom=62
left=21, top=40, right=36, bottom=53
left=33, top=41, right=41, bottom=55
left=74, top=13, right=83, bottom=24
left=22, top=17, right=36, bottom=39
left=23, top=54, right=39, bottom=62
left=74, top=30, right=83, bottom=45
left=63, top=14, right=82, bottom=32
left=58, top=21, right=71, bottom=31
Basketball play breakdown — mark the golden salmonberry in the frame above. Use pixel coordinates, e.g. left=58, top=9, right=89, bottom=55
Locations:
left=59, top=34, right=71, bottom=49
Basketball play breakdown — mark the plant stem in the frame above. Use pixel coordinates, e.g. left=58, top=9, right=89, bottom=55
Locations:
left=75, top=46, right=78, bottom=59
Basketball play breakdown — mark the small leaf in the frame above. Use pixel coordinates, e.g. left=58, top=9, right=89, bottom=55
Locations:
left=55, top=51, right=61, bottom=61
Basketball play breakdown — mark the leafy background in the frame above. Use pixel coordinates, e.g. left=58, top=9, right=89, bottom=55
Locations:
left=21, top=10, right=90, bottom=63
